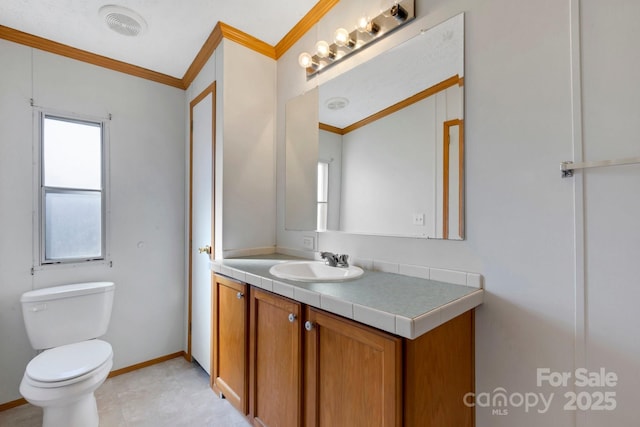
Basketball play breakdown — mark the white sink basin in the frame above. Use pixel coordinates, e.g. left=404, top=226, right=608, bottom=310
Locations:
left=269, top=261, right=364, bottom=282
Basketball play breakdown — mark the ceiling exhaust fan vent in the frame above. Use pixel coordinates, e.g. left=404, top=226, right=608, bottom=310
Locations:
left=99, top=5, right=147, bottom=37
left=325, top=97, right=350, bottom=111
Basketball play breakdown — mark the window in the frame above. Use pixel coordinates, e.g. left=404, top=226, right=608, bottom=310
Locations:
left=38, top=113, right=107, bottom=265
left=317, top=161, right=329, bottom=231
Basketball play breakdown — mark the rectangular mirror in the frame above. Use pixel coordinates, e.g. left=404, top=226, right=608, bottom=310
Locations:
left=285, top=13, right=464, bottom=239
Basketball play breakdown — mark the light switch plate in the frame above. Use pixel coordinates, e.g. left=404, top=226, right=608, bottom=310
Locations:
left=302, top=235, right=315, bottom=250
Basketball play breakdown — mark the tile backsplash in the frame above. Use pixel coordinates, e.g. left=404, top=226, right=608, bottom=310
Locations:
left=352, top=257, right=483, bottom=289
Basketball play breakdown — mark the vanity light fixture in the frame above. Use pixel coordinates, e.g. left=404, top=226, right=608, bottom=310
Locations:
left=298, top=0, right=414, bottom=79
left=390, top=3, right=409, bottom=22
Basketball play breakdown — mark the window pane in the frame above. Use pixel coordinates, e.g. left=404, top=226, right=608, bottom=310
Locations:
left=317, top=162, right=328, bottom=202
left=45, top=191, right=102, bottom=260
left=317, top=203, right=328, bottom=231
left=43, top=116, right=102, bottom=190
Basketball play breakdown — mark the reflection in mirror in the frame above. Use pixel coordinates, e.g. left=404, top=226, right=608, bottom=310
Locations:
left=443, top=119, right=464, bottom=239
left=285, top=88, right=318, bottom=231
left=285, top=13, right=464, bottom=239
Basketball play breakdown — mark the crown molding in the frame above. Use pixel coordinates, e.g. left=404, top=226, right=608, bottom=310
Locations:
left=182, top=0, right=339, bottom=88
left=274, top=0, right=340, bottom=59
left=180, top=22, right=225, bottom=88
left=181, top=21, right=277, bottom=88
left=0, top=25, right=184, bottom=89
left=321, top=75, right=464, bottom=135
left=219, top=22, right=276, bottom=59
left=0, top=0, right=340, bottom=90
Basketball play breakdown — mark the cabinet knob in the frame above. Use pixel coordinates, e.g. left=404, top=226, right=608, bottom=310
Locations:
left=288, top=313, right=297, bottom=323
left=304, top=321, right=314, bottom=331
left=236, top=292, right=244, bottom=299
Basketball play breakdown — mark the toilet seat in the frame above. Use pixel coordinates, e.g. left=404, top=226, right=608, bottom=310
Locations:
left=25, top=340, right=112, bottom=388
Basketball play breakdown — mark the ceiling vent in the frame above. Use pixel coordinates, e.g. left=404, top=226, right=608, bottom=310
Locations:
left=325, top=97, right=350, bottom=111
left=99, top=5, right=147, bottom=37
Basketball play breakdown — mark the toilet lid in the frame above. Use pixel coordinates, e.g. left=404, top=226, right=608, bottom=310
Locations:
left=26, top=340, right=112, bottom=383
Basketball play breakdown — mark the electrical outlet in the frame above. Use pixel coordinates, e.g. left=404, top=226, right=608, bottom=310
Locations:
left=302, top=236, right=315, bottom=250
left=413, top=213, right=425, bottom=226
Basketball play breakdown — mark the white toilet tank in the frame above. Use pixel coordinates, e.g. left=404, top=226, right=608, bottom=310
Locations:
left=21, top=282, right=115, bottom=350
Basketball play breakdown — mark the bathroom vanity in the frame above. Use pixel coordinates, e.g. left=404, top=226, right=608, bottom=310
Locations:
left=207, top=11, right=473, bottom=427
left=209, top=256, right=482, bottom=427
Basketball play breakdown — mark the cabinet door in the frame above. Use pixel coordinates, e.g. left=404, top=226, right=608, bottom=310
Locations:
left=212, top=274, right=248, bottom=414
left=250, top=288, right=302, bottom=427
left=304, top=307, right=402, bottom=427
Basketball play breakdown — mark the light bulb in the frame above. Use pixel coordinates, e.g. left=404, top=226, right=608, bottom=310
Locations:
left=357, top=17, right=369, bottom=32
left=315, top=40, right=331, bottom=58
left=358, top=18, right=380, bottom=36
left=298, top=52, right=313, bottom=68
left=334, top=28, right=354, bottom=48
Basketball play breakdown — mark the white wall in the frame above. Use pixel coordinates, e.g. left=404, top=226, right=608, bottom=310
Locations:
left=185, top=40, right=277, bottom=259
left=580, top=0, right=640, bottom=424
left=336, top=91, right=465, bottom=238
left=276, top=0, right=639, bottom=425
left=0, top=40, right=186, bottom=404
left=221, top=40, right=277, bottom=255
left=285, top=89, right=318, bottom=231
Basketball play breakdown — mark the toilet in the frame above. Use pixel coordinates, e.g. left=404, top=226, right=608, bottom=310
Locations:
left=19, top=282, right=115, bottom=427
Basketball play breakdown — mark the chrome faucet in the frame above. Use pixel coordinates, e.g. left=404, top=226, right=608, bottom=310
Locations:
left=320, top=252, right=349, bottom=268
left=336, top=254, right=349, bottom=268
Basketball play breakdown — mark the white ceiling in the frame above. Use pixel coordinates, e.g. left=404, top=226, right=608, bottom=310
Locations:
left=0, top=0, right=319, bottom=78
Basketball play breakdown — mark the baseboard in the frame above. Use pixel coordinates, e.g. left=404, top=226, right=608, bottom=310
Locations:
left=222, top=246, right=276, bottom=258
left=108, top=351, right=186, bottom=378
left=0, top=398, right=28, bottom=412
left=275, top=245, right=316, bottom=259
left=0, top=350, right=187, bottom=411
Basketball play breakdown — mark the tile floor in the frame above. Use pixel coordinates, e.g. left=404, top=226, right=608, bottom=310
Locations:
left=0, top=357, right=251, bottom=427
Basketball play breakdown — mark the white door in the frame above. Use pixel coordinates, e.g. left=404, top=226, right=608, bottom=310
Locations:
left=190, top=87, right=214, bottom=374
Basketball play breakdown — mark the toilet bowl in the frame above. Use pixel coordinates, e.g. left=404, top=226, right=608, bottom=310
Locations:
left=20, top=340, right=113, bottom=427
left=20, top=282, right=115, bottom=427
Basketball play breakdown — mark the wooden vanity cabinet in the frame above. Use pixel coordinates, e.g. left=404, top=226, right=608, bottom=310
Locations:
left=212, top=276, right=474, bottom=427
left=403, top=310, right=474, bottom=426
left=249, top=288, right=303, bottom=427
left=304, top=307, right=402, bottom=427
left=304, top=307, right=474, bottom=427
left=211, top=274, right=249, bottom=414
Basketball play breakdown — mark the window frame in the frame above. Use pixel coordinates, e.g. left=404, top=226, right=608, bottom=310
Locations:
left=33, top=109, right=111, bottom=269
left=317, top=161, right=329, bottom=231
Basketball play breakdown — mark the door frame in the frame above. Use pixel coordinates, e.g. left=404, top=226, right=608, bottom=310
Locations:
left=187, top=81, right=216, bottom=361
left=442, top=118, right=464, bottom=240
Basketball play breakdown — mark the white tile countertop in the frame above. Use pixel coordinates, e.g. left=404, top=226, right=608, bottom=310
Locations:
left=211, top=254, right=483, bottom=340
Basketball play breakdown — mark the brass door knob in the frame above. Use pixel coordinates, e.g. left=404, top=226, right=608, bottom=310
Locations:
left=198, top=245, right=211, bottom=254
